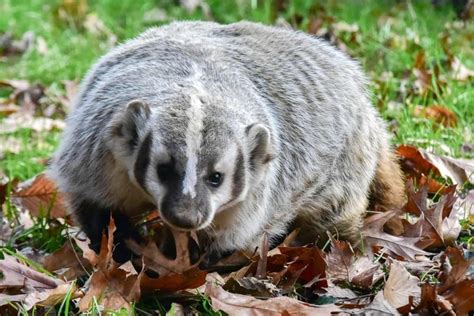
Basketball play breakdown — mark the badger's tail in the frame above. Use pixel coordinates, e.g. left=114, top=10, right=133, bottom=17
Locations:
left=369, top=145, right=406, bottom=211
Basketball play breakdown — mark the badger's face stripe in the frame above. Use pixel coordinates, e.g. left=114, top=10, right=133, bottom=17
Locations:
left=231, top=146, right=245, bottom=200
left=134, top=132, right=152, bottom=192
left=182, top=91, right=205, bottom=198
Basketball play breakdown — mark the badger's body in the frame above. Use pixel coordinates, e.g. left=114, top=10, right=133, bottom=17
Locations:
left=50, top=21, right=405, bottom=261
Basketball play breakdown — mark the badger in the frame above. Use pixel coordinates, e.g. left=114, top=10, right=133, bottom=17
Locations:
left=49, top=21, right=405, bottom=263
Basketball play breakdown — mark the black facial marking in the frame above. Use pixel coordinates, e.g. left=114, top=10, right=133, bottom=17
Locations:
left=128, top=124, right=139, bottom=150
left=231, top=147, right=245, bottom=200
left=157, top=157, right=177, bottom=183
left=134, top=132, right=152, bottom=192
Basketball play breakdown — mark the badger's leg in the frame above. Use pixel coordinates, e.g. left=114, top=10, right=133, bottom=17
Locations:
left=292, top=196, right=367, bottom=247
left=293, top=146, right=405, bottom=246
left=72, top=198, right=142, bottom=263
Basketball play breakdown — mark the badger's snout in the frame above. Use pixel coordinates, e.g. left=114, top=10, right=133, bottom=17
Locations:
left=159, top=187, right=213, bottom=231
left=162, top=209, right=209, bottom=230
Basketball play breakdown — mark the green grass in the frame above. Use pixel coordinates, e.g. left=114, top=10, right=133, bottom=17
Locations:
left=0, top=0, right=472, bottom=182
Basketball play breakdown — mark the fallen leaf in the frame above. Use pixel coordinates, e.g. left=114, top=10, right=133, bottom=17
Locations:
left=0, top=31, right=34, bottom=56
left=223, top=277, right=280, bottom=298
left=205, top=282, right=341, bottom=315
left=78, top=218, right=143, bottom=312
left=127, top=229, right=202, bottom=275
left=279, top=246, right=327, bottom=288
left=413, top=105, right=457, bottom=127
left=413, top=283, right=455, bottom=315
left=0, top=253, right=80, bottom=310
left=442, top=279, right=474, bottom=315
left=0, top=79, right=45, bottom=114
left=42, top=240, right=89, bottom=280
left=11, top=173, right=68, bottom=219
left=325, top=238, right=381, bottom=288
left=35, top=37, right=48, bottom=55
left=366, top=291, right=400, bottom=314
left=0, top=137, right=21, bottom=159
left=54, top=0, right=88, bottom=28
left=362, top=211, right=430, bottom=260
left=0, top=114, right=65, bottom=134
left=451, top=57, right=474, bottom=81
left=438, top=247, right=473, bottom=294
left=140, top=267, right=207, bottom=292
left=384, top=260, right=421, bottom=309
left=417, top=150, right=474, bottom=185
left=441, top=205, right=462, bottom=245
left=402, top=192, right=460, bottom=249
left=0, top=253, right=61, bottom=289
left=396, top=146, right=446, bottom=194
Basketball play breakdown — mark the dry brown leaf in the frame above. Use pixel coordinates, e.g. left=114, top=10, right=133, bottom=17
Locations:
left=0, top=253, right=62, bottom=289
left=363, top=211, right=430, bottom=260
left=0, top=114, right=65, bottom=134
left=418, top=150, right=474, bottom=185
left=127, top=229, right=202, bottom=275
left=223, top=277, right=280, bottom=298
left=278, top=246, right=327, bottom=289
left=0, top=137, right=22, bottom=159
left=451, top=57, right=474, bottom=81
left=397, top=146, right=447, bottom=194
left=54, top=0, right=88, bottom=27
left=0, top=254, right=80, bottom=310
left=413, top=283, right=455, bottom=315
left=0, top=79, right=45, bottom=113
left=11, top=173, right=68, bottom=219
left=438, top=247, right=473, bottom=294
left=0, top=283, right=80, bottom=311
left=442, top=279, right=474, bottom=315
left=441, top=205, right=462, bottom=245
left=140, top=267, right=207, bottom=293
left=402, top=192, right=461, bottom=249
left=413, top=105, right=457, bottom=127
left=42, top=240, right=89, bottom=280
left=325, top=238, right=383, bottom=288
left=0, top=103, right=20, bottom=115
left=366, top=291, right=400, bottom=314
left=77, top=218, right=143, bottom=312
left=0, top=32, right=34, bottom=56
left=205, top=282, right=341, bottom=316
left=384, top=260, right=421, bottom=309
left=326, top=238, right=353, bottom=283
left=399, top=145, right=474, bottom=186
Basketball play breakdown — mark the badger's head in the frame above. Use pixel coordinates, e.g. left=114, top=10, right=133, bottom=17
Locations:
left=106, top=97, right=273, bottom=231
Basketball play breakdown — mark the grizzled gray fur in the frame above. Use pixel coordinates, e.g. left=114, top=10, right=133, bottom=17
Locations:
left=49, top=21, right=405, bottom=262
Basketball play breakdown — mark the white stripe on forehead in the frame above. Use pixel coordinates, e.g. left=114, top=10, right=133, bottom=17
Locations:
left=182, top=80, right=206, bottom=198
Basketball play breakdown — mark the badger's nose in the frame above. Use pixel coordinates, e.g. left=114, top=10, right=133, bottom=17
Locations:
left=163, top=210, right=205, bottom=231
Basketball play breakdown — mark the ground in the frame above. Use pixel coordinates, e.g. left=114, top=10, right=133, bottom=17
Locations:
left=0, top=0, right=473, bottom=315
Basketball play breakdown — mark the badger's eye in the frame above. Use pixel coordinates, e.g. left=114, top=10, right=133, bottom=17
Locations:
left=207, top=172, right=223, bottom=188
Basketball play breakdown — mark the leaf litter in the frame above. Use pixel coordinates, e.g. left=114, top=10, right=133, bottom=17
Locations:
left=0, top=140, right=473, bottom=314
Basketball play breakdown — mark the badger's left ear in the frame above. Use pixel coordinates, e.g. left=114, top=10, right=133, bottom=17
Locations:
left=107, top=100, right=151, bottom=154
left=245, top=123, right=274, bottom=171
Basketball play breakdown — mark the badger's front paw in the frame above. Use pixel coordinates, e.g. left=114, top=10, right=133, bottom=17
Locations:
left=199, top=249, right=234, bottom=270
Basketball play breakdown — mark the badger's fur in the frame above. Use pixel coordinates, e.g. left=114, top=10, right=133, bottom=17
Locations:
left=49, top=21, right=405, bottom=262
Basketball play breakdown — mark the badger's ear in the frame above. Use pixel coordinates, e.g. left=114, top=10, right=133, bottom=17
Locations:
left=108, top=100, right=151, bottom=153
left=245, top=123, right=274, bottom=171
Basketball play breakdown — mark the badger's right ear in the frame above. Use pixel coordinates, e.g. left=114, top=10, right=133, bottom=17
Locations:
left=107, top=100, right=151, bottom=154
